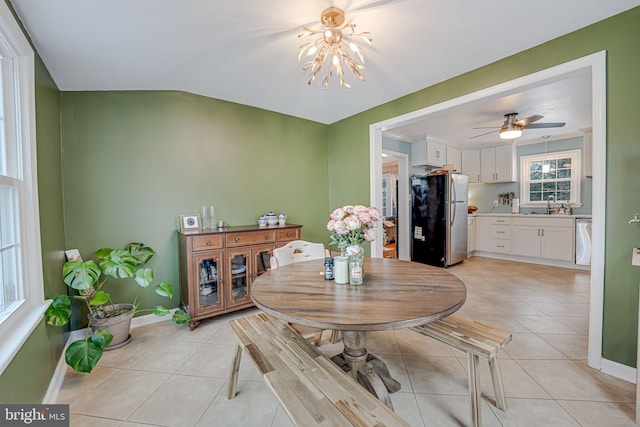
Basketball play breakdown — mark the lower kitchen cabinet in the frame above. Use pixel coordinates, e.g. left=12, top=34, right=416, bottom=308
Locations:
left=511, top=217, right=574, bottom=262
left=474, top=215, right=576, bottom=265
left=178, top=224, right=302, bottom=330
left=467, top=216, right=476, bottom=254
left=475, top=216, right=511, bottom=254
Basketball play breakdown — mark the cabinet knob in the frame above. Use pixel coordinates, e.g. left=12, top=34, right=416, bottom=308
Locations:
left=235, top=237, right=240, bottom=243
left=264, top=234, right=270, bottom=240
left=206, top=240, right=212, bottom=246
left=287, top=232, right=291, bottom=237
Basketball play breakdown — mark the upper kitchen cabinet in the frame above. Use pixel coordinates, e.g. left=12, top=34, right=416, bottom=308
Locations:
left=411, top=137, right=446, bottom=167
left=446, top=146, right=462, bottom=171
left=462, top=149, right=481, bottom=183
left=480, top=145, right=516, bottom=183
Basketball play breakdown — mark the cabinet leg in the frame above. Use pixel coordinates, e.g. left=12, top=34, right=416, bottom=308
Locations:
left=189, top=321, right=200, bottom=331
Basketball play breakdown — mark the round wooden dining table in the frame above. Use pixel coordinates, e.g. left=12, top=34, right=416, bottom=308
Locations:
left=251, top=257, right=467, bottom=408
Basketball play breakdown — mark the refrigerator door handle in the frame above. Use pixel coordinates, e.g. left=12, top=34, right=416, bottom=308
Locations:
left=451, top=199, right=456, bottom=226
left=450, top=178, right=456, bottom=226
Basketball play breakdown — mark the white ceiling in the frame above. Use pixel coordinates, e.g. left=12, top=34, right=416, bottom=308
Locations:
left=385, top=68, right=593, bottom=147
left=11, top=0, right=640, bottom=125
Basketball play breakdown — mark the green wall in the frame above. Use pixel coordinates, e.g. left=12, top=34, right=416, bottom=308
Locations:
left=60, top=91, right=329, bottom=311
left=0, top=53, right=66, bottom=402
left=3, top=4, right=640, bottom=406
left=328, top=7, right=640, bottom=366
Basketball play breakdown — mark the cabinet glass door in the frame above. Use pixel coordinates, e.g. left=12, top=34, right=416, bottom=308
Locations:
left=194, top=252, right=223, bottom=314
left=252, top=244, right=275, bottom=280
left=228, top=251, right=250, bottom=307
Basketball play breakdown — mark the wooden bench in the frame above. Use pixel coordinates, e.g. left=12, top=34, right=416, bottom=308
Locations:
left=410, top=314, right=512, bottom=427
left=227, top=313, right=410, bottom=427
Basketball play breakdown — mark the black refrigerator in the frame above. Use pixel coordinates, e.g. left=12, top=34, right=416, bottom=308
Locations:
left=411, top=173, right=468, bottom=267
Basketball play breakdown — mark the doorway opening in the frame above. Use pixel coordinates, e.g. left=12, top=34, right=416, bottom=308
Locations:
left=368, top=51, right=606, bottom=371
left=381, top=149, right=409, bottom=260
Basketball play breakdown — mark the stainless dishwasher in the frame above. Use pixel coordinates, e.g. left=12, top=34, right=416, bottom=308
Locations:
left=575, top=218, right=592, bottom=266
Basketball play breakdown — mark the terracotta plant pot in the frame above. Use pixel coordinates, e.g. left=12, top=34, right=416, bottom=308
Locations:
left=89, top=303, right=135, bottom=349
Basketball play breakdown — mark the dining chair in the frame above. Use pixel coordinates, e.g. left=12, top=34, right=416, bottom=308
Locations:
left=272, top=240, right=327, bottom=267
left=270, top=240, right=341, bottom=345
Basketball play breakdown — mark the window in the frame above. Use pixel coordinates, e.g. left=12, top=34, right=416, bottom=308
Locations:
left=520, top=149, right=581, bottom=206
left=381, top=172, right=397, bottom=217
left=0, top=1, right=47, bottom=375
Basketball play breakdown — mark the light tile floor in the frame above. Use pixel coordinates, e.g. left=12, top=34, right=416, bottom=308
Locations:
left=55, top=257, right=638, bottom=426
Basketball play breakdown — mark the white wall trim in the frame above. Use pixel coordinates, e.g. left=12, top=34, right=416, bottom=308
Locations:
left=586, top=51, right=607, bottom=370
left=369, top=51, right=607, bottom=370
left=42, top=311, right=177, bottom=404
left=600, top=358, right=636, bottom=384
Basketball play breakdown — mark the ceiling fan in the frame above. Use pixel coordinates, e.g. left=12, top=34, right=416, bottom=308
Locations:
left=470, top=113, right=565, bottom=140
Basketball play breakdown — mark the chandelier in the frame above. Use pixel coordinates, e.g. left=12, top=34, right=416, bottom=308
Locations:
left=298, top=7, right=372, bottom=89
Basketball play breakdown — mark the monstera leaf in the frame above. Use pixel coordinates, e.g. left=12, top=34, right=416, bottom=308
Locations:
left=98, top=249, right=137, bottom=278
left=45, top=295, right=72, bottom=326
left=125, top=242, right=155, bottom=265
left=65, top=328, right=113, bottom=373
left=62, top=260, right=101, bottom=290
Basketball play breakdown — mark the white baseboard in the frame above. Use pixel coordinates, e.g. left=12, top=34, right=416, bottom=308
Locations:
left=42, top=311, right=175, bottom=404
left=42, top=330, right=84, bottom=404
left=600, top=357, right=636, bottom=384
left=472, top=251, right=590, bottom=270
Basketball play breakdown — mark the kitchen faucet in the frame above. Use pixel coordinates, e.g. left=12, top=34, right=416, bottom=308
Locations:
left=547, top=195, right=556, bottom=215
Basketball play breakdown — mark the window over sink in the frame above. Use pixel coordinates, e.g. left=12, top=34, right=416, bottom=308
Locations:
left=520, top=149, right=581, bottom=207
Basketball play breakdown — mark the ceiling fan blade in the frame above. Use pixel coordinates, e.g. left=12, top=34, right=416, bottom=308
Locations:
left=515, top=114, right=543, bottom=127
left=523, top=122, right=566, bottom=129
left=472, top=126, right=500, bottom=130
left=469, top=129, right=499, bottom=139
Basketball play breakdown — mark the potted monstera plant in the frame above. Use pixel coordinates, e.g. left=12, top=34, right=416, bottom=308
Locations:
left=45, top=242, right=190, bottom=373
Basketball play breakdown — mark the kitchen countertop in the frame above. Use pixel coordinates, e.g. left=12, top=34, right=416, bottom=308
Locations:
left=471, top=213, right=592, bottom=218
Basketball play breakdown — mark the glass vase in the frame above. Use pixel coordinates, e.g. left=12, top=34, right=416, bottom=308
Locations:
left=346, top=244, right=364, bottom=285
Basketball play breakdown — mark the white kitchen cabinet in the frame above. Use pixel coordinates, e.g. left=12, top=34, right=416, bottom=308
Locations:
left=480, top=145, right=516, bottom=183
left=411, top=138, right=445, bottom=167
left=446, top=146, right=462, bottom=171
left=474, top=217, right=489, bottom=252
left=511, top=217, right=574, bottom=261
left=474, top=216, right=510, bottom=254
left=468, top=216, right=476, bottom=254
left=462, top=149, right=481, bottom=183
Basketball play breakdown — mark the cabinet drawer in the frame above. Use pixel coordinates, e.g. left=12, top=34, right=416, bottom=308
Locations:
left=489, top=239, right=510, bottom=254
left=489, top=224, right=511, bottom=239
left=490, top=217, right=511, bottom=225
left=192, top=234, right=224, bottom=251
left=226, top=230, right=276, bottom=247
left=277, top=228, right=300, bottom=242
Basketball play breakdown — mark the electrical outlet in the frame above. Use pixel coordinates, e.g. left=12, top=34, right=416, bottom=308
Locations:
left=493, top=199, right=499, bottom=207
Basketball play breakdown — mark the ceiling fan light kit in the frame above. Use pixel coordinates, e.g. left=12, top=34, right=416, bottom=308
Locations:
left=499, top=114, right=523, bottom=139
left=298, top=7, right=372, bottom=89
left=472, top=112, right=566, bottom=140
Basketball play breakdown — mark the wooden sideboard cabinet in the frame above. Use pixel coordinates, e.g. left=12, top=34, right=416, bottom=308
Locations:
left=178, top=224, right=302, bottom=330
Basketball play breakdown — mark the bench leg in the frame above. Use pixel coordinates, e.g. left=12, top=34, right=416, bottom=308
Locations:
left=467, top=353, right=482, bottom=427
left=488, top=355, right=508, bottom=411
left=227, top=345, right=243, bottom=400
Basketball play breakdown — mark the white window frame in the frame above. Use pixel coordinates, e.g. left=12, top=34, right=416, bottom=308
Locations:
left=0, top=1, right=47, bottom=375
left=520, top=148, right=581, bottom=208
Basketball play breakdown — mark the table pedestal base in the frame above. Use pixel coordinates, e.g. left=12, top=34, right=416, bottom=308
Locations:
left=331, top=331, right=401, bottom=409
